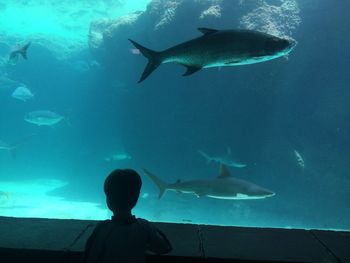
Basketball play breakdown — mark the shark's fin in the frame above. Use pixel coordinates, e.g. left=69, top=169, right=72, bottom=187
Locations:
left=142, top=168, right=167, bottom=199
left=175, top=179, right=181, bottom=184
left=183, top=66, right=201, bottom=76
left=218, top=164, right=231, bottom=179
left=227, top=147, right=231, bottom=155
left=20, top=42, right=31, bottom=60
left=197, top=28, right=219, bottom=35
left=128, top=39, right=162, bottom=83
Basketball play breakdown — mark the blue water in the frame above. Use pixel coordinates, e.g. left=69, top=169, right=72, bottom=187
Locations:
left=0, top=0, right=349, bottom=230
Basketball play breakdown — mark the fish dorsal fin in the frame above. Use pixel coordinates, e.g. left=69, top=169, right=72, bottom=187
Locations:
left=175, top=179, right=181, bottom=184
left=218, top=164, right=231, bottom=179
left=197, top=28, right=219, bottom=35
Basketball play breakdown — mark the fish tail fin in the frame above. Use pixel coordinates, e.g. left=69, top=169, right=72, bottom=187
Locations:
left=198, top=150, right=211, bottom=163
left=128, top=39, right=162, bottom=83
left=142, top=168, right=167, bottom=199
left=20, top=42, right=31, bottom=60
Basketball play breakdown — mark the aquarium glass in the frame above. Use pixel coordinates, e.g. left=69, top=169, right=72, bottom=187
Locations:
left=0, top=0, right=349, bottom=231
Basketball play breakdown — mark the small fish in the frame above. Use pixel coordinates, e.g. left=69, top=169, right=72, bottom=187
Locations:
left=24, top=110, right=64, bottom=126
left=8, top=42, right=31, bottom=65
left=104, top=152, right=132, bottom=162
left=12, top=85, right=34, bottom=101
left=0, top=140, right=17, bottom=159
left=294, top=149, right=305, bottom=169
left=129, top=28, right=296, bottom=83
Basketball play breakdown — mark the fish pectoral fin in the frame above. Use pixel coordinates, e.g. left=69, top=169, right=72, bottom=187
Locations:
left=197, top=28, right=219, bottom=35
left=183, top=66, right=202, bottom=77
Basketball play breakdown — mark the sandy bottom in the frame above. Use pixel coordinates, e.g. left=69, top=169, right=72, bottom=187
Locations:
left=0, top=179, right=109, bottom=220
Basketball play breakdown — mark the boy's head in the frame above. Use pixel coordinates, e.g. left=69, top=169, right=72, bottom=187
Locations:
left=104, top=169, right=142, bottom=213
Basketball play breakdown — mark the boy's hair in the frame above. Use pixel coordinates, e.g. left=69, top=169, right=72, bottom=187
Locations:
left=104, top=169, right=142, bottom=212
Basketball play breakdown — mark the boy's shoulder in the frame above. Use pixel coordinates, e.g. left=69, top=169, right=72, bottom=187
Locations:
left=136, top=217, right=155, bottom=227
left=95, top=219, right=111, bottom=227
left=135, top=218, right=162, bottom=234
left=92, top=217, right=157, bottom=232
left=91, top=219, right=112, bottom=233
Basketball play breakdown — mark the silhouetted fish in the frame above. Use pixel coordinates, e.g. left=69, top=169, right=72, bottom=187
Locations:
left=129, top=28, right=296, bottom=83
left=9, top=42, right=31, bottom=64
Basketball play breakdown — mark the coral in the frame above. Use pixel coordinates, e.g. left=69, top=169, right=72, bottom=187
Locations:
left=149, top=0, right=184, bottom=30
left=240, top=0, right=301, bottom=38
left=199, top=5, right=221, bottom=19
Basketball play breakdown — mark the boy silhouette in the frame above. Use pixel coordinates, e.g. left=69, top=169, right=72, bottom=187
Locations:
left=83, top=169, right=172, bottom=263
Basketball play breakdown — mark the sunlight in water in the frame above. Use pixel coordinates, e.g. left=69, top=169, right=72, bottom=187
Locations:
left=0, top=0, right=150, bottom=49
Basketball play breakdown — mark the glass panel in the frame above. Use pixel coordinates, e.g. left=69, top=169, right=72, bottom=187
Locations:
left=0, top=0, right=349, bottom=231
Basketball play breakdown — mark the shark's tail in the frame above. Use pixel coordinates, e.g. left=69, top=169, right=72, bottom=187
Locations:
left=128, top=39, right=162, bottom=83
left=142, top=168, right=168, bottom=199
left=197, top=150, right=212, bottom=164
left=20, top=42, right=31, bottom=60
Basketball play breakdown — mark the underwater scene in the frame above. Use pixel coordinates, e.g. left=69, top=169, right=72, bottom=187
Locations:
left=0, top=0, right=349, bottom=230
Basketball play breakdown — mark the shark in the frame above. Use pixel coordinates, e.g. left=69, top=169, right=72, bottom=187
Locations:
left=142, top=164, right=275, bottom=200
left=198, top=148, right=246, bottom=168
left=129, top=28, right=296, bottom=82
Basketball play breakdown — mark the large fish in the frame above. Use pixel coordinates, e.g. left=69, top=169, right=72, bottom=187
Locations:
left=129, top=28, right=296, bottom=83
left=143, top=164, right=274, bottom=200
left=24, top=110, right=64, bottom=126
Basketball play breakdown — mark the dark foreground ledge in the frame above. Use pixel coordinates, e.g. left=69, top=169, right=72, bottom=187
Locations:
left=0, top=216, right=349, bottom=263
